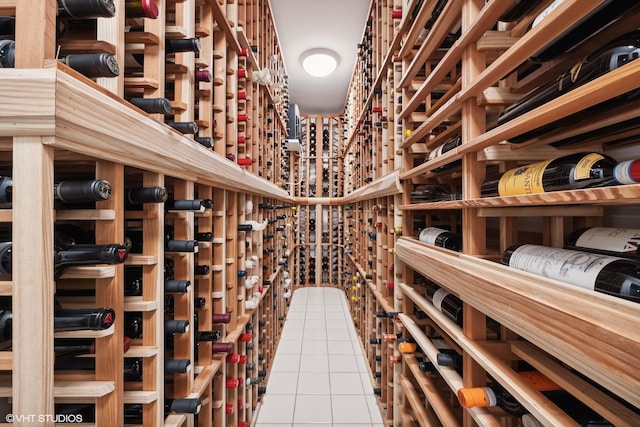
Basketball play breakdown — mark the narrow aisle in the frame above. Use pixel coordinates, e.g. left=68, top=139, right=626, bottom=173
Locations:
left=255, top=287, right=385, bottom=427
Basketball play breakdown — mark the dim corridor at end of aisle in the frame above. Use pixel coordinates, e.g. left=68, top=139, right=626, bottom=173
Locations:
left=254, top=287, right=385, bottom=427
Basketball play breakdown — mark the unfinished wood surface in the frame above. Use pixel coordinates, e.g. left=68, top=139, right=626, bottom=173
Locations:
left=404, top=354, right=460, bottom=426
left=399, top=375, right=439, bottom=427
left=12, top=138, right=55, bottom=422
left=511, top=341, right=640, bottom=427
left=396, top=239, right=640, bottom=409
left=0, top=66, right=293, bottom=200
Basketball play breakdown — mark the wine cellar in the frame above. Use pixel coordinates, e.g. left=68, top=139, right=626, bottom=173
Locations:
left=1, top=0, right=640, bottom=426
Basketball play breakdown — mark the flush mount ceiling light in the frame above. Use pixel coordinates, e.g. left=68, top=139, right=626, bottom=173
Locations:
left=300, top=48, right=340, bottom=78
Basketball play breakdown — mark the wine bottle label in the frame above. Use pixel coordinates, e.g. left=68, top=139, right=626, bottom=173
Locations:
left=531, top=0, right=565, bottom=28
left=498, top=159, right=552, bottom=196
left=418, top=227, right=447, bottom=245
left=431, top=288, right=450, bottom=312
left=613, top=160, right=640, bottom=185
left=497, top=154, right=603, bottom=196
left=572, top=153, right=604, bottom=181
left=575, top=227, right=640, bottom=254
left=508, top=244, right=621, bottom=290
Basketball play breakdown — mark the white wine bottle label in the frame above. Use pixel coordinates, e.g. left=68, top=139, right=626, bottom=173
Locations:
left=431, top=288, right=450, bottom=312
left=575, top=227, right=640, bottom=254
left=613, top=160, right=640, bottom=185
left=498, top=159, right=552, bottom=196
left=419, top=227, right=447, bottom=245
left=509, top=244, right=621, bottom=290
left=531, top=0, right=565, bottom=28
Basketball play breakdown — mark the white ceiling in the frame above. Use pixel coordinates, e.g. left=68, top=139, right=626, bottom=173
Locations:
left=269, top=0, right=371, bottom=116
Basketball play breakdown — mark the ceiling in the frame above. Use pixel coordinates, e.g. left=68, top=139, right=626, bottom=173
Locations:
left=269, top=0, right=371, bottom=116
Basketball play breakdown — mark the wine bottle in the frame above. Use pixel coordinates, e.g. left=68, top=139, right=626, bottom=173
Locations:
left=165, top=198, right=206, bottom=212
left=530, top=0, right=635, bottom=62
left=125, top=0, right=159, bottom=19
left=480, top=153, right=622, bottom=197
left=60, top=53, right=120, bottom=78
left=128, top=97, right=171, bottom=115
left=58, top=0, right=116, bottom=19
left=521, top=390, right=614, bottom=426
left=166, top=121, right=199, bottom=135
left=418, top=227, right=462, bottom=252
left=565, top=227, right=640, bottom=260
left=501, top=243, right=640, bottom=303
left=122, top=399, right=201, bottom=424
left=54, top=336, right=131, bottom=363
left=0, top=177, right=112, bottom=205
left=458, top=371, right=562, bottom=416
left=196, top=330, right=221, bottom=341
left=165, top=319, right=189, bottom=334
left=164, top=226, right=198, bottom=253
left=165, top=358, right=191, bottom=374
left=124, top=29, right=200, bottom=67
left=0, top=306, right=115, bottom=344
left=425, top=134, right=462, bottom=173
left=499, top=31, right=640, bottom=129
left=423, top=281, right=463, bottom=325
left=194, top=136, right=213, bottom=148
left=0, top=240, right=128, bottom=277
left=125, top=186, right=168, bottom=205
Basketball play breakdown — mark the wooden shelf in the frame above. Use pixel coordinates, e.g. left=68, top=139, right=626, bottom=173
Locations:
left=396, top=239, right=640, bottom=409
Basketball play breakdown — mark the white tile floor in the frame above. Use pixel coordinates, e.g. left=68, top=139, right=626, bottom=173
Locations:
left=255, top=287, right=385, bottom=427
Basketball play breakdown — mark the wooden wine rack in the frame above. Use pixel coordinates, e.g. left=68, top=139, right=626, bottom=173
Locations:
left=0, top=0, right=294, bottom=426
left=337, top=0, right=640, bottom=426
left=4, top=0, right=640, bottom=426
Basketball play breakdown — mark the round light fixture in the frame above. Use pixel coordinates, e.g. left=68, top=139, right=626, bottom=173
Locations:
left=300, top=48, right=340, bottom=78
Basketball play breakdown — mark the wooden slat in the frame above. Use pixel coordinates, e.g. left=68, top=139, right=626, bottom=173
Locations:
left=55, top=209, right=116, bottom=220
left=123, top=390, right=159, bottom=404
left=399, top=375, right=438, bottom=427
left=22, top=66, right=292, bottom=201
left=58, top=266, right=116, bottom=279
left=399, top=184, right=640, bottom=210
left=511, top=341, right=640, bottom=427
left=404, top=355, right=460, bottom=426
left=0, top=282, right=11, bottom=296
left=0, top=352, right=11, bottom=371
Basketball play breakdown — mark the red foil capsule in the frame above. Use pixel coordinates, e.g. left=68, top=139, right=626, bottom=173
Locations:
left=225, top=403, right=234, bottom=414
left=239, top=355, right=248, bottom=364
left=238, top=69, right=247, bottom=78
left=391, top=10, right=402, bottom=19
left=239, top=333, right=252, bottom=342
left=237, top=158, right=252, bottom=166
left=226, top=378, right=239, bottom=388
left=226, top=353, right=241, bottom=363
